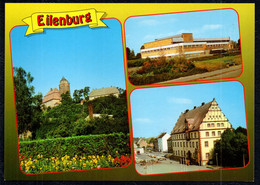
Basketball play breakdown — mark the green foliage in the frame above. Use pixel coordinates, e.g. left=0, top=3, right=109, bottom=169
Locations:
left=61, top=91, right=73, bottom=105
left=73, top=86, right=90, bottom=103
left=20, top=133, right=130, bottom=158
left=212, top=127, right=249, bottom=167
left=13, top=67, right=42, bottom=137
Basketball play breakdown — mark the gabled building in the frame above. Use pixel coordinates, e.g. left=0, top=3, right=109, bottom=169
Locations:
left=89, top=86, right=120, bottom=100
left=171, top=98, right=232, bottom=165
left=140, top=33, right=231, bottom=59
left=157, top=132, right=171, bottom=152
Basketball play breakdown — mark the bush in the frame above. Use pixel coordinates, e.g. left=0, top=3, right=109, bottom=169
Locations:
left=19, top=133, right=130, bottom=158
left=127, top=58, right=150, bottom=68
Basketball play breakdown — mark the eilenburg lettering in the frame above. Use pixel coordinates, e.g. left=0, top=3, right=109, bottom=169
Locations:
left=23, top=9, right=106, bottom=35
left=37, top=13, right=92, bottom=26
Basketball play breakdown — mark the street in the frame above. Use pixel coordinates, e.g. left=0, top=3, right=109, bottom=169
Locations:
left=135, top=152, right=210, bottom=175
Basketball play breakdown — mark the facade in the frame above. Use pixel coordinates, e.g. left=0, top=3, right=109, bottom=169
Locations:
left=171, top=98, right=232, bottom=165
left=134, top=138, right=146, bottom=154
left=89, top=86, right=120, bottom=100
left=140, top=33, right=231, bottom=59
left=167, top=136, right=173, bottom=153
left=157, top=132, right=171, bottom=152
left=42, top=77, right=70, bottom=108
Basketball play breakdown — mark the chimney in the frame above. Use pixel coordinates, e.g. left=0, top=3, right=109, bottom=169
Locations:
left=88, top=103, right=93, bottom=119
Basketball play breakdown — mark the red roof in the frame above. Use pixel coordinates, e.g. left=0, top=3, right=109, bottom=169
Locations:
left=42, top=88, right=61, bottom=103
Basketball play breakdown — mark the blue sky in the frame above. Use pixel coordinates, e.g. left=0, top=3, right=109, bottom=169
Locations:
left=125, top=9, right=240, bottom=54
left=11, top=19, right=126, bottom=97
left=130, top=81, right=247, bottom=138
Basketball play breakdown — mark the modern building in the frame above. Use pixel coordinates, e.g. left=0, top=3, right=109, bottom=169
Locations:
left=89, top=86, right=120, bottom=100
left=171, top=98, right=232, bottom=165
left=140, top=33, right=231, bottom=59
left=42, top=77, right=70, bottom=108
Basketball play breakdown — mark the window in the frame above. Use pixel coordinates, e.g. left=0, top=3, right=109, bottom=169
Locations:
left=212, top=131, right=215, bottom=136
left=206, top=132, right=209, bottom=136
left=194, top=133, right=196, bottom=138
left=205, top=141, right=208, bottom=147
left=218, top=131, right=221, bottom=136
left=196, top=142, right=198, bottom=148
left=180, top=142, right=182, bottom=147
left=178, top=150, right=180, bottom=156
left=184, top=151, right=186, bottom=157
left=183, top=142, right=185, bottom=147
left=211, top=123, right=215, bottom=127
left=207, top=124, right=210, bottom=127
left=177, top=142, right=179, bottom=147
left=189, top=142, right=191, bottom=147
left=181, top=151, right=183, bottom=156
left=206, top=153, right=209, bottom=159
left=221, top=123, right=224, bottom=127
left=192, top=142, right=195, bottom=148
left=191, top=133, right=193, bottom=138
left=217, top=123, right=220, bottom=127
left=186, top=142, right=188, bottom=147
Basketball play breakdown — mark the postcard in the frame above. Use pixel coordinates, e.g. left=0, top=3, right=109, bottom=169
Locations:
left=4, top=3, right=254, bottom=181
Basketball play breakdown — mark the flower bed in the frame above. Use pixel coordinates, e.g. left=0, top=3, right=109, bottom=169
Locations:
left=20, top=153, right=131, bottom=174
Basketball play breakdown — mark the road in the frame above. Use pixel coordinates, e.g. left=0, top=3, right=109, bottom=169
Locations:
left=135, top=152, right=209, bottom=175
left=160, top=65, right=242, bottom=83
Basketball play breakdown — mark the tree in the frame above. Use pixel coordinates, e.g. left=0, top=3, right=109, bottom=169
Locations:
left=13, top=67, right=42, bottom=138
left=136, top=53, right=141, bottom=59
left=73, top=86, right=90, bottom=103
left=212, top=127, right=249, bottom=167
left=126, top=47, right=136, bottom=60
left=237, top=39, right=240, bottom=50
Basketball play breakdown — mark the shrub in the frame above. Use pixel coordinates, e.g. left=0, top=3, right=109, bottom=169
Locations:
left=19, top=133, right=130, bottom=159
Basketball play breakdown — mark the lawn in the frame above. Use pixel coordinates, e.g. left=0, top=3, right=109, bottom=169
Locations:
left=194, top=55, right=241, bottom=72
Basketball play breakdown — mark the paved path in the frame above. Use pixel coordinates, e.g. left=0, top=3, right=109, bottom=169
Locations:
left=160, top=65, right=242, bottom=83
left=135, top=153, right=210, bottom=175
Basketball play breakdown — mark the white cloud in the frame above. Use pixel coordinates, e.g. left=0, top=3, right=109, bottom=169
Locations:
left=135, top=118, right=152, bottom=123
left=202, top=24, right=223, bottom=30
left=168, top=98, right=192, bottom=105
left=143, top=32, right=175, bottom=42
left=139, top=19, right=161, bottom=26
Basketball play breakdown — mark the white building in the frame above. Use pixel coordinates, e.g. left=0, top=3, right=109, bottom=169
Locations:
left=157, top=132, right=171, bottom=152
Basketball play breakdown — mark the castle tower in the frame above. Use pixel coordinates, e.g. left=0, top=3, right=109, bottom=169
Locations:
left=59, top=77, right=70, bottom=95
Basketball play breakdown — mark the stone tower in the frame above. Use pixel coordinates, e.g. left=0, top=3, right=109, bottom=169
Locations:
left=59, top=77, right=70, bottom=95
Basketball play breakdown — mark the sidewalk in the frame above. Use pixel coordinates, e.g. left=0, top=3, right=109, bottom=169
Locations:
left=160, top=65, right=242, bottom=83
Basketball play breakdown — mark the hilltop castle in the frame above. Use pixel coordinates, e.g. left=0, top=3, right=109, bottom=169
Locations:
left=42, top=77, right=70, bottom=108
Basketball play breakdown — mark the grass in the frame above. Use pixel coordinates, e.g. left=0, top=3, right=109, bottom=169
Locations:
left=194, top=55, right=241, bottom=72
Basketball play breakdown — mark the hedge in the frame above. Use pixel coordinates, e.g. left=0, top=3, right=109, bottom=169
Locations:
left=19, top=133, right=130, bottom=158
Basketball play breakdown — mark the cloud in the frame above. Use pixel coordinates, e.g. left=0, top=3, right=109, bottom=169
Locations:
left=138, top=16, right=177, bottom=27
left=143, top=32, right=175, bottom=42
left=168, top=98, right=193, bottom=105
left=202, top=24, right=223, bottom=30
left=139, top=19, right=161, bottom=26
left=134, top=118, right=152, bottom=123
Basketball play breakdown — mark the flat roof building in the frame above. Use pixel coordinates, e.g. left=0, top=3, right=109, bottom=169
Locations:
left=140, top=33, right=231, bottom=59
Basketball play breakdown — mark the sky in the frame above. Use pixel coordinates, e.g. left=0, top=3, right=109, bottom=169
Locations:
left=10, top=19, right=126, bottom=97
left=130, top=81, right=247, bottom=138
left=125, top=9, right=240, bottom=54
